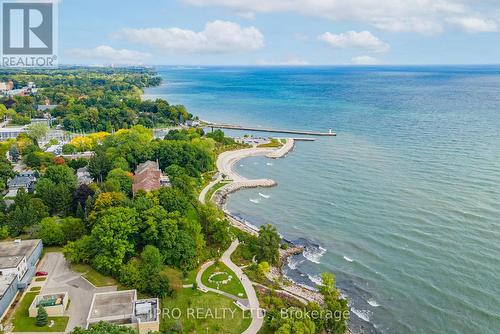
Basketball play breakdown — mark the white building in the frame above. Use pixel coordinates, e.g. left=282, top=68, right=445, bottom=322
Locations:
left=0, top=251, right=28, bottom=282
left=0, top=239, right=43, bottom=321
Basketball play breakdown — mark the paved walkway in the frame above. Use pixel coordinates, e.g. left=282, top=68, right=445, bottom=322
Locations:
left=198, top=148, right=271, bottom=334
left=195, top=261, right=247, bottom=305
left=195, top=240, right=263, bottom=334
left=198, top=175, right=222, bottom=204
left=221, top=240, right=264, bottom=334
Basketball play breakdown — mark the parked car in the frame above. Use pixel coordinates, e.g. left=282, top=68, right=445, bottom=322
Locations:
left=35, top=271, right=48, bottom=276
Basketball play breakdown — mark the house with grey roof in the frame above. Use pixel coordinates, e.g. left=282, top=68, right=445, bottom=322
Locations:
left=6, top=171, right=37, bottom=196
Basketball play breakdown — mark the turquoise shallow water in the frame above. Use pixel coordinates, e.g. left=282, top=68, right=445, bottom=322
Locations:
left=145, top=66, right=500, bottom=334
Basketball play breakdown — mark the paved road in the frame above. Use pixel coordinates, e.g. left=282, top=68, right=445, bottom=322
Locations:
left=39, top=252, right=116, bottom=332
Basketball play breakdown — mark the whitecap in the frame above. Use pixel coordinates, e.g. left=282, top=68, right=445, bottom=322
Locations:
left=239, top=164, right=244, bottom=167
left=287, top=257, right=305, bottom=270
left=343, top=256, right=354, bottom=262
left=307, top=274, right=323, bottom=286
left=367, top=299, right=380, bottom=307
left=351, top=308, right=371, bottom=322
left=303, top=246, right=327, bottom=264
left=266, top=162, right=273, bottom=166
left=258, top=193, right=270, bottom=199
left=249, top=198, right=260, bottom=204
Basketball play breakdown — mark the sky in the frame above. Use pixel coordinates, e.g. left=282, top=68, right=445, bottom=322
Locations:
left=53, top=0, right=500, bottom=65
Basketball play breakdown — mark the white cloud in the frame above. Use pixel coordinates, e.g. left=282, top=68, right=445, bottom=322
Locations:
left=350, top=55, right=380, bottom=65
left=319, top=31, right=390, bottom=53
left=116, top=20, right=264, bottom=54
left=447, top=16, right=498, bottom=32
left=183, top=0, right=500, bottom=34
left=67, top=45, right=151, bottom=64
left=257, top=57, right=310, bottom=65
left=236, top=11, right=256, bottom=19
left=372, top=18, right=444, bottom=35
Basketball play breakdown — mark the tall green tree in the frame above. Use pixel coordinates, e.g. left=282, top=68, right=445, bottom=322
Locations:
left=90, top=207, right=138, bottom=275
left=35, top=165, right=77, bottom=215
left=257, top=224, right=281, bottom=265
left=319, top=273, right=349, bottom=334
left=88, top=146, right=111, bottom=182
left=198, top=204, right=230, bottom=247
left=7, top=189, right=48, bottom=236
left=27, top=123, right=49, bottom=143
left=140, top=206, right=178, bottom=258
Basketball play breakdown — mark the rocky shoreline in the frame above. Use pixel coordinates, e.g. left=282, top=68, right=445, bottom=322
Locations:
left=206, top=138, right=354, bottom=334
left=210, top=139, right=326, bottom=303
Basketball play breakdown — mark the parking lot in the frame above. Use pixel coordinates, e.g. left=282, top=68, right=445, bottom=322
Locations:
left=38, top=252, right=116, bottom=331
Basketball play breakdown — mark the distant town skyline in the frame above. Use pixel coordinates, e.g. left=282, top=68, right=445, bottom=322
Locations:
left=57, top=0, right=500, bottom=65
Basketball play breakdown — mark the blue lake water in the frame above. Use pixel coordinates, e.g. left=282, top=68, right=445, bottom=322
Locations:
left=145, top=66, right=500, bottom=334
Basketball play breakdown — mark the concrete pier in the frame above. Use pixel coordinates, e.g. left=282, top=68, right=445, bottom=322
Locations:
left=266, top=138, right=295, bottom=159
left=206, top=123, right=336, bottom=136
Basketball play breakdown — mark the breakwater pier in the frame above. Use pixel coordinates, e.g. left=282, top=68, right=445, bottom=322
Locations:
left=205, top=123, right=336, bottom=136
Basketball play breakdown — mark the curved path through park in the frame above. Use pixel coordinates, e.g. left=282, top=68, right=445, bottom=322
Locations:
left=197, top=140, right=295, bottom=334
left=196, top=240, right=264, bottom=334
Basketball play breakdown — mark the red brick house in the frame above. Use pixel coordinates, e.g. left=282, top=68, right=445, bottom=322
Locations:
left=132, top=161, right=170, bottom=195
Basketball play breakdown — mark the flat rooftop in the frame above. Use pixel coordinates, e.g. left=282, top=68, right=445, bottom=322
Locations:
left=0, top=239, right=41, bottom=269
left=0, top=127, right=26, bottom=132
left=0, top=256, right=23, bottom=269
left=88, top=290, right=136, bottom=322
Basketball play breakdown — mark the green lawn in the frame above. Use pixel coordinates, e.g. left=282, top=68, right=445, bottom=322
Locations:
left=184, top=267, right=199, bottom=286
left=186, top=203, right=201, bottom=226
left=201, top=262, right=246, bottom=298
left=29, top=287, right=41, bottom=292
left=257, top=323, right=274, bottom=334
left=34, top=277, right=46, bottom=282
left=161, top=288, right=251, bottom=334
left=200, top=170, right=218, bottom=191
left=71, top=263, right=117, bottom=287
left=12, top=292, right=69, bottom=332
left=205, top=181, right=230, bottom=203
left=257, top=138, right=283, bottom=148
left=230, top=243, right=254, bottom=267
left=163, top=266, right=184, bottom=290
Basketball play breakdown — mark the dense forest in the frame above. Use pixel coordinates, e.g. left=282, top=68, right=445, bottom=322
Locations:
left=0, top=67, right=192, bottom=131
